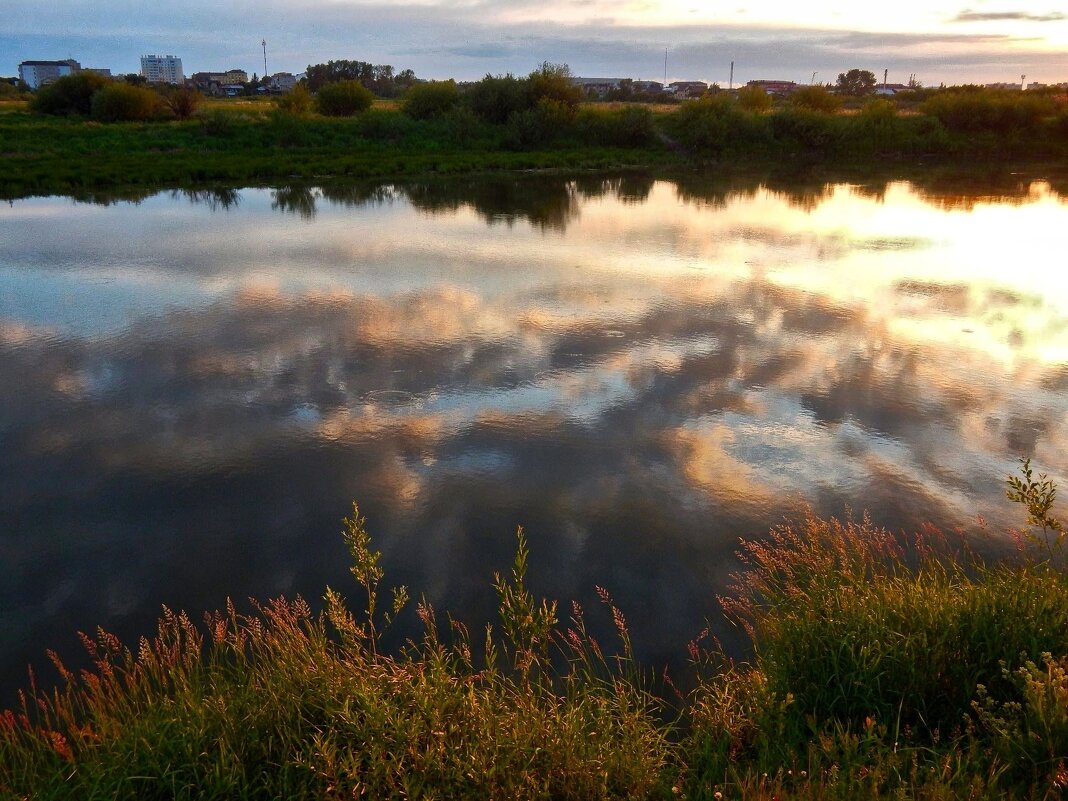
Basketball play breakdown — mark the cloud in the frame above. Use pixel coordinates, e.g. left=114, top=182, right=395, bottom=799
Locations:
left=952, top=9, right=1067, bottom=22
left=4, top=0, right=1068, bottom=84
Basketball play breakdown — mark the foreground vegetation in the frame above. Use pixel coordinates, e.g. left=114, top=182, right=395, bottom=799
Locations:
left=2, top=68, right=1067, bottom=199
left=2, top=463, right=1067, bottom=799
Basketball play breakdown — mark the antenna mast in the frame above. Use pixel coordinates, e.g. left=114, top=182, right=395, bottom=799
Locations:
left=262, top=39, right=268, bottom=79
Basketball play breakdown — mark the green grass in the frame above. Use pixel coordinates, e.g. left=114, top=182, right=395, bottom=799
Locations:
left=3, top=466, right=1068, bottom=800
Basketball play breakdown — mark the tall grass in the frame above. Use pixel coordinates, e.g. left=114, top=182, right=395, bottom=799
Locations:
left=2, top=470, right=1067, bottom=799
left=0, top=510, right=670, bottom=800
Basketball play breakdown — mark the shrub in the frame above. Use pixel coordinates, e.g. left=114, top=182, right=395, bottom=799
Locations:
left=442, top=105, right=485, bottom=145
left=275, top=84, right=313, bottom=115
left=353, top=109, right=417, bottom=143
left=669, top=95, right=771, bottom=155
left=922, top=88, right=1056, bottom=134
left=30, top=72, right=112, bottom=116
left=789, top=85, right=842, bottom=113
left=527, top=62, right=582, bottom=117
left=575, top=105, right=656, bottom=147
left=505, top=98, right=575, bottom=149
left=461, top=74, right=532, bottom=124
left=161, top=86, right=202, bottom=120
left=737, top=85, right=772, bottom=112
left=974, top=654, right=1068, bottom=783
left=769, top=109, right=843, bottom=152
left=90, top=83, right=162, bottom=122
left=316, top=80, right=374, bottom=117
left=402, top=80, right=458, bottom=120
left=198, top=108, right=239, bottom=137
left=847, top=98, right=901, bottom=152
left=0, top=81, right=19, bottom=99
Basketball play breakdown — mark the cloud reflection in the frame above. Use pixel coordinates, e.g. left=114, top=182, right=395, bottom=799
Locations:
left=1, top=171, right=1067, bottom=700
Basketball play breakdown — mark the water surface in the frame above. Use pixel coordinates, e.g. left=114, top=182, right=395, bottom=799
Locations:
left=2, top=173, right=1067, bottom=694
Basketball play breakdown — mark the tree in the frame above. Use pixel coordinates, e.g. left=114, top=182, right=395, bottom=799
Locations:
left=835, top=69, right=877, bottom=97
left=528, top=61, right=582, bottom=115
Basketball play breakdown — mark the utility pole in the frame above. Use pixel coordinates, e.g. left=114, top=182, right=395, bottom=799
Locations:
left=811, top=71, right=817, bottom=85
left=729, top=60, right=734, bottom=90
left=262, top=39, right=268, bottom=79
left=664, top=48, right=668, bottom=86
left=884, top=68, right=888, bottom=88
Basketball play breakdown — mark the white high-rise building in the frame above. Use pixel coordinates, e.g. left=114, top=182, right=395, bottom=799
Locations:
left=140, top=55, right=184, bottom=85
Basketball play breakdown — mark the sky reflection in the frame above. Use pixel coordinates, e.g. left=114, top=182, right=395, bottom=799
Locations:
left=1, top=172, right=1066, bottom=699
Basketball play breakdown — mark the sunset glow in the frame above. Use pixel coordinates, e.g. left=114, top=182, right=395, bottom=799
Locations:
left=4, top=0, right=1067, bottom=84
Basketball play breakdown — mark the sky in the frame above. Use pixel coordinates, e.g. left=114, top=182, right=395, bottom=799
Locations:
left=3, top=0, right=1067, bottom=86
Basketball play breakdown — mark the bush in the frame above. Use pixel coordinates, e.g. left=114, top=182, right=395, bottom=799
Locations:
left=353, top=109, right=417, bottom=143
left=669, top=95, right=771, bottom=155
left=161, top=86, right=202, bottom=120
left=737, top=85, right=772, bottom=112
left=922, top=88, right=1056, bottom=135
left=769, top=109, right=843, bottom=152
left=527, top=62, right=582, bottom=117
left=30, top=72, right=112, bottom=116
left=198, top=108, right=239, bottom=137
left=0, top=81, right=19, bottom=99
left=575, top=105, right=656, bottom=147
left=90, top=83, right=162, bottom=122
left=275, top=84, right=313, bottom=115
left=402, top=80, right=458, bottom=120
left=462, top=73, right=532, bottom=125
left=505, top=98, right=575, bottom=149
left=974, top=653, right=1068, bottom=788
left=789, top=85, right=842, bottom=113
left=316, top=80, right=374, bottom=117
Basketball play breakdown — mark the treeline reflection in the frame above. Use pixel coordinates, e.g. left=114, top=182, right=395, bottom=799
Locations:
left=55, top=168, right=1068, bottom=227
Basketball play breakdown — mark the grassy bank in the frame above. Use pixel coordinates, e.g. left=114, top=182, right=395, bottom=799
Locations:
left=0, top=108, right=669, bottom=199
left=2, top=87, right=1067, bottom=199
left=2, top=465, right=1067, bottom=800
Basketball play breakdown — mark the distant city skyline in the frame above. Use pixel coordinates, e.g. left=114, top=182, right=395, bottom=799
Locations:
left=3, top=0, right=1067, bottom=86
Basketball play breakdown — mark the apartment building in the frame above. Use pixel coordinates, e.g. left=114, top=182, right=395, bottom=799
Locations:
left=140, top=54, right=184, bottom=85
left=17, top=59, right=80, bottom=89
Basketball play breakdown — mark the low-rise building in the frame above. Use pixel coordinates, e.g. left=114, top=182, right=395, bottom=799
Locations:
left=746, top=80, right=798, bottom=95
left=18, top=59, right=80, bottom=89
left=141, top=54, right=184, bottom=85
left=631, top=80, right=663, bottom=94
left=667, top=81, right=708, bottom=98
left=267, top=72, right=297, bottom=92
left=571, top=77, right=626, bottom=97
left=192, top=69, right=249, bottom=94
left=874, top=83, right=910, bottom=96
